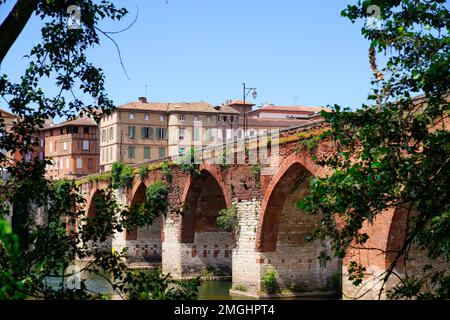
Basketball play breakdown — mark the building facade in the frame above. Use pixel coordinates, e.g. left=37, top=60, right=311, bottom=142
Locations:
left=99, top=98, right=169, bottom=171
left=43, top=117, right=100, bottom=180
left=223, top=100, right=330, bottom=138
left=167, top=103, right=240, bottom=157
left=100, top=98, right=240, bottom=170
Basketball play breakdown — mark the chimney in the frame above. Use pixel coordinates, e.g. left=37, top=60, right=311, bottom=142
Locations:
left=138, top=96, right=147, bottom=103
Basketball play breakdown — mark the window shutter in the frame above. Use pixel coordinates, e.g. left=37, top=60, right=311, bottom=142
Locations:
left=149, top=127, right=154, bottom=140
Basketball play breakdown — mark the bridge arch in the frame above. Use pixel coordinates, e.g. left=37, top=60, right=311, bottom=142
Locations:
left=178, top=167, right=232, bottom=274
left=126, top=181, right=163, bottom=262
left=255, top=152, right=339, bottom=292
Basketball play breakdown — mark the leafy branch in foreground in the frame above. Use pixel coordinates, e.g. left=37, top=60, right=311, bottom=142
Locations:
left=298, top=0, right=450, bottom=299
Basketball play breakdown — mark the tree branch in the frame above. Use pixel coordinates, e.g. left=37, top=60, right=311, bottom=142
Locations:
left=0, top=0, right=37, bottom=65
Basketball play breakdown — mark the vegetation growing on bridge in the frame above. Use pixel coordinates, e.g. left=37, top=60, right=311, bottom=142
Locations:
left=261, top=269, right=279, bottom=294
left=111, top=162, right=134, bottom=189
left=217, top=204, right=239, bottom=232
left=177, top=148, right=201, bottom=176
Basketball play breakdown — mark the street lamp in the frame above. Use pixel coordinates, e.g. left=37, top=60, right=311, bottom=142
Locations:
left=242, top=83, right=257, bottom=138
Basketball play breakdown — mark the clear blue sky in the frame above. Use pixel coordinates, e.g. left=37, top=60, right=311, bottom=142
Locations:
left=1, top=0, right=375, bottom=112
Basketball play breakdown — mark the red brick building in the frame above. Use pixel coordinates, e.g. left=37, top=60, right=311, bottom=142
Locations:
left=43, top=117, right=100, bottom=180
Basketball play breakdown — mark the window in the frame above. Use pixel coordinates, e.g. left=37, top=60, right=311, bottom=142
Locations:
left=109, top=127, right=114, bottom=141
left=66, top=127, right=71, bottom=134
left=193, top=128, right=200, bottom=141
left=230, top=116, right=235, bottom=123
left=129, top=113, right=135, bottom=120
left=141, top=127, right=150, bottom=139
left=149, top=127, right=154, bottom=140
left=193, top=115, right=199, bottom=122
left=88, top=158, right=93, bottom=169
left=54, top=141, right=58, bottom=153
left=207, top=115, right=212, bottom=123
left=109, top=147, right=112, bottom=161
left=60, top=128, right=64, bottom=135
left=66, top=158, right=70, bottom=169
left=158, top=147, right=165, bottom=158
left=128, top=145, right=135, bottom=159
left=128, top=126, right=136, bottom=139
left=179, top=114, right=185, bottom=121
left=102, top=129, right=106, bottom=142
left=49, top=142, right=53, bottom=153
left=72, top=127, right=79, bottom=134
left=82, top=140, right=89, bottom=151
left=144, top=147, right=151, bottom=160
left=179, top=127, right=185, bottom=140
left=63, top=142, right=67, bottom=151
left=226, top=129, right=232, bottom=141
left=159, top=115, right=165, bottom=122
left=223, top=116, right=227, bottom=122
left=206, top=128, right=213, bottom=141
left=238, top=129, right=243, bottom=139
left=83, top=126, right=89, bottom=134
left=178, top=147, right=185, bottom=156
left=76, top=157, right=82, bottom=169
left=101, top=149, right=105, bottom=162
left=157, top=127, right=166, bottom=140
left=217, top=115, right=221, bottom=122
left=59, top=159, right=63, bottom=169
left=144, top=114, right=150, bottom=121
left=249, top=130, right=255, bottom=137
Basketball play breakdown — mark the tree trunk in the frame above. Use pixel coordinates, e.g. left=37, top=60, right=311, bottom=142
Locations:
left=0, top=0, right=37, bottom=65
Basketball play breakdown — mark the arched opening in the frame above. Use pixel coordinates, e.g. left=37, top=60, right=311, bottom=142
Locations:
left=258, top=162, right=340, bottom=292
left=180, top=169, right=231, bottom=275
left=85, top=189, right=112, bottom=251
left=87, top=190, right=102, bottom=223
left=127, top=182, right=162, bottom=264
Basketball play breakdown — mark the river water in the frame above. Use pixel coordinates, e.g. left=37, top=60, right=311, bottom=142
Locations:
left=47, top=267, right=337, bottom=300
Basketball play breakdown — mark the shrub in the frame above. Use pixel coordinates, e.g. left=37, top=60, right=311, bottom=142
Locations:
left=111, top=162, right=125, bottom=189
left=139, top=164, right=148, bottom=182
left=217, top=205, right=239, bottom=232
left=120, top=165, right=134, bottom=189
left=177, top=148, right=200, bottom=176
left=261, top=269, right=278, bottom=294
left=145, top=181, right=169, bottom=217
left=161, top=161, right=173, bottom=182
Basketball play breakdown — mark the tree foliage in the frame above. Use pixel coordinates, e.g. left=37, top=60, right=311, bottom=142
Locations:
left=0, top=1, right=198, bottom=299
left=298, top=0, right=449, bottom=299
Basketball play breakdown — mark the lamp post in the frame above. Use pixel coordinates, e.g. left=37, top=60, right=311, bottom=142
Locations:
left=242, top=83, right=257, bottom=138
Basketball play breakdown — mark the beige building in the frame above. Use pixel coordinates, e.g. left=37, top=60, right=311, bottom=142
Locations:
left=99, top=97, right=240, bottom=171
left=167, top=103, right=240, bottom=157
left=223, top=100, right=330, bottom=138
left=100, top=97, right=169, bottom=171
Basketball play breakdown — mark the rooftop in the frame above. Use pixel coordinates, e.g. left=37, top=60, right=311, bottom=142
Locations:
left=116, top=100, right=240, bottom=115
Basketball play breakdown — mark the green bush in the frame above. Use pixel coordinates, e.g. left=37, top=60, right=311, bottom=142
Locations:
left=110, top=162, right=134, bottom=189
left=145, top=181, right=169, bottom=217
left=177, top=148, right=200, bottom=176
left=120, top=165, right=134, bottom=189
left=139, top=164, right=148, bottom=182
left=111, top=162, right=125, bottom=189
left=217, top=205, right=239, bottom=232
left=161, top=161, right=173, bottom=182
left=261, top=269, right=278, bottom=294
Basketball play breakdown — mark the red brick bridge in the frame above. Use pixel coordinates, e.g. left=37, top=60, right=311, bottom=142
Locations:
left=79, top=122, right=421, bottom=299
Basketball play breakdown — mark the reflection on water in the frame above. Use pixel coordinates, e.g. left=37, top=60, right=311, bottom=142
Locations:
left=47, top=263, right=337, bottom=300
left=198, top=281, right=338, bottom=300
